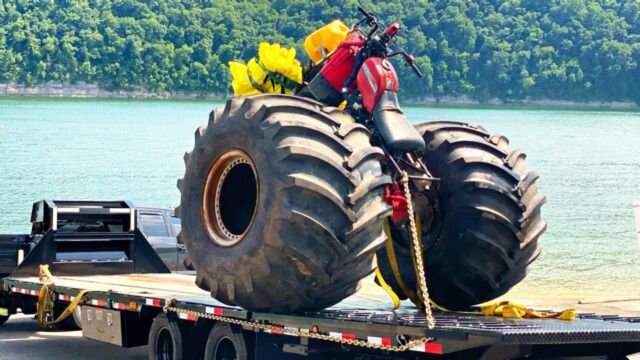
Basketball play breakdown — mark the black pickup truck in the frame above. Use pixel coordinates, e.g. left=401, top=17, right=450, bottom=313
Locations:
left=0, top=200, right=186, bottom=279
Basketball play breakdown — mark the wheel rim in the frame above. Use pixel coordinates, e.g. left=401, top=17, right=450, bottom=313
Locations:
left=214, top=337, right=237, bottom=360
left=155, top=327, right=174, bottom=360
left=202, top=149, right=259, bottom=247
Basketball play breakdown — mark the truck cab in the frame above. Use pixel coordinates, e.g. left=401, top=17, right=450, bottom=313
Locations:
left=136, top=207, right=187, bottom=272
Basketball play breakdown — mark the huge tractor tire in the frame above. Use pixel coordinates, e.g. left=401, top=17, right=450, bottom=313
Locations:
left=177, top=94, right=391, bottom=313
left=376, top=121, right=546, bottom=310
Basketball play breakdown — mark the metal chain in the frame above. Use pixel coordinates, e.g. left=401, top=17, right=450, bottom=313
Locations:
left=163, top=299, right=433, bottom=352
left=400, top=171, right=435, bottom=329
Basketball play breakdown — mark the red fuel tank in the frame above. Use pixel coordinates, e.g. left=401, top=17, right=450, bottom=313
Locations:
left=356, top=57, right=399, bottom=112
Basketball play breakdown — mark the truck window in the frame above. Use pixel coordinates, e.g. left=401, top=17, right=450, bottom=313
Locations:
left=171, top=216, right=181, bottom=234
left=140, top=214, right=169, bottom=237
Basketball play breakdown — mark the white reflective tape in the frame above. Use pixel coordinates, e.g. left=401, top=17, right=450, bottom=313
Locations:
left=109, top=208, right=131, bottom=213
left=130, top=208, right=136, bottom=231
left=329, top=332, right=342, bottom=339
left=52, top=209, right=58, bottom=230
left=57, top=207, right=81, bottom=213
left=367, top=336, right=392, bottom=346
left=284, top=326, right=298, bottom=336
left=17, top=249, right=24, bottom=266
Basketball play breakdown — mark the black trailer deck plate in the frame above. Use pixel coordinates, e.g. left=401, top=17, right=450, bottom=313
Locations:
left=308, top=307, right=640, bottom=344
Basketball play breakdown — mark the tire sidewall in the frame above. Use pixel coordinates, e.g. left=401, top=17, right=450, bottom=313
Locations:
left=72, top=305, right=83, bottom=329
left=148, top=314, right=184, bottom=360
left=204, top=323, right=248, bottom=360
left=181, top=112, right=278, bottom=268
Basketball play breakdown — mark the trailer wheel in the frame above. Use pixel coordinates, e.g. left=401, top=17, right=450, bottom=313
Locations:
left=0, top=314, right=9, bottom=326
left=72, top=305, right=83, bottom=329
left=178, top=94, right=390, bottom=313
left=148, top=314, right=186, bottom=360
left=204, top=323, right=248, bottom=360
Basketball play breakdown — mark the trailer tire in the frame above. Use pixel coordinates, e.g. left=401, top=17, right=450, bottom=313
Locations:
left=377, top=121, right=546, bottom=309
left=0, top=314, right=9, bottom=326
left=148, top=314, right=186, bottom=360
left=178, top=95, right=391, bottom=313
left=72, top=305, right=83, bottom=329
left=204, top=323, right=248, bottom=360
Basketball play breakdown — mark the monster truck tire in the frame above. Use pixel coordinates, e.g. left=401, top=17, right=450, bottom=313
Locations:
left=377, top=121, right=546, bottom=309
left=177, top=94, right=391, bottom=313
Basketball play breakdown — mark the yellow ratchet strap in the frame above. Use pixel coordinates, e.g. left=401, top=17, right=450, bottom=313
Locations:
left=431, top=299, right=575, bottom=321
left=382, top=219, right=422, bottom=307
left=37, top=265, right=90, bottom=327
left=373, top=255, right=400, bottom=310
left=480, top=301, right=576, bottom=320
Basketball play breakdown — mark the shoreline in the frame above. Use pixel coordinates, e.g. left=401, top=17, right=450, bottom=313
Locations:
left=1, top=82, right=638, bottom=110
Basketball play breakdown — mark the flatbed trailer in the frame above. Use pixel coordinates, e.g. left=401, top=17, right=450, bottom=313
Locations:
left=2, top=200, right=639, bottom=359
left=2, top=273, right=640, bottom=360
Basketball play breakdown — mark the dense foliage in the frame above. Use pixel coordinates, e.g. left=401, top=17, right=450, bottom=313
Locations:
left=1, top=0, right=639, bottom=103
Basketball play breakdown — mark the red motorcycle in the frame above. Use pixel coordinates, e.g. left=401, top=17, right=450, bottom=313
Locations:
left=178, top=6, right=545, bottom=313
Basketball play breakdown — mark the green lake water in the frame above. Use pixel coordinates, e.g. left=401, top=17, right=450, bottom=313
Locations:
left=1, top=97, right=639, bottom=299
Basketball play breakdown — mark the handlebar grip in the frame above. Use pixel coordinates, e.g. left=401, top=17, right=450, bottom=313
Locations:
left=357, top=6, right=370, bottom=17
left=410, top=62, right=423, bottom=78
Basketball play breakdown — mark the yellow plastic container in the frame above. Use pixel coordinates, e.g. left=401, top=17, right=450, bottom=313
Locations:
left=304, top=20, right=350, bottom=63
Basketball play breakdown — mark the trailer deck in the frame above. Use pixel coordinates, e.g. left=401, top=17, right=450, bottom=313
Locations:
left=3, top=273, right=640, bottom=358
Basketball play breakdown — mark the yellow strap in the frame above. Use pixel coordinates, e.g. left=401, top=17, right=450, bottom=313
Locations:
left=36, top=265, right=90, bottom=327
left=480, top=301, right=576, bottom=320
left=373, top=255, right=400, bottom=310
left=382, top=219, right=422, bottom=307
left=39, top=264, right=53, bottom=282
left=432, top=298, right=575, bottom=321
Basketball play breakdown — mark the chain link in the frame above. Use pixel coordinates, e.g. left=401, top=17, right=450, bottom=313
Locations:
left=400, top=171, right=435, bottom=329
left=163, top=299, right=433, bottom=352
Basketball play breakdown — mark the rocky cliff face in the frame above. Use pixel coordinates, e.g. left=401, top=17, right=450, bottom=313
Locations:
left=0, top=82, right=223, bottom=100
left=1, top=82, right=637, bottom=109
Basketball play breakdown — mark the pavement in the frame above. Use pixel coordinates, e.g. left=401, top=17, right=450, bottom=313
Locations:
left=0, top=313, right=146, bottom=360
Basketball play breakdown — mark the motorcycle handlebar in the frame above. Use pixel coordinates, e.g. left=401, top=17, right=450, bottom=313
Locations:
left=357, top=6, right=375, bottom=23
left=409, top=60, right=423, bottom=78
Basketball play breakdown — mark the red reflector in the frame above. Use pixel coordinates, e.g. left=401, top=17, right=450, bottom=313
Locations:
left=381, top=337, right=392, bottom=346
left=271, top=326, right=284, bottom=335
left=425, top=343, right=443, bottom=354
left=214, top=307, right=223, bottom=315
left=342, top=333, right=356, bottom=341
